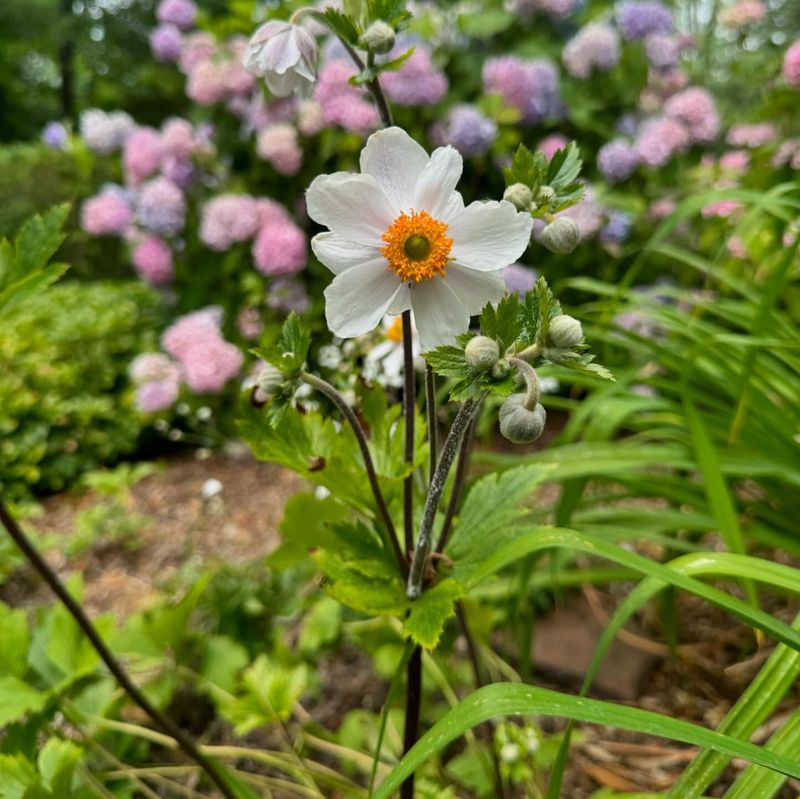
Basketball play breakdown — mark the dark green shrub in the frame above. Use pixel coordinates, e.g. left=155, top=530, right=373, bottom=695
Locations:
left=0, top=280, right=165, bottom=498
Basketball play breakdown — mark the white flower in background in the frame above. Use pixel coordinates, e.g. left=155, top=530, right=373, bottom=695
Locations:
left=244, top=21, right=318, bottom=97
left=363, top=316, right=423, bottom=388
left=307, top=127, right=533, bottom=352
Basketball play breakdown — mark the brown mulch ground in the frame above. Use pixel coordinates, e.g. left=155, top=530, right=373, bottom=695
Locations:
left=4, top=448, right=800, bottom=798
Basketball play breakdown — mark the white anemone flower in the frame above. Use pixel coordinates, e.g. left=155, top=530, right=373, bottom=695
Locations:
left=243, top=21, right=318, bottom=98
left=307, top=127, right=534, bottom=352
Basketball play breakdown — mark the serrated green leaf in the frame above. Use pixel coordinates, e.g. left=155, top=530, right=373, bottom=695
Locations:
left=502, top=144, right=546, bottom=190
left=38, top=738, right=82, bottom=796
left=0, top=677, right=47, bottom=727
left=403, top=578, right=465, bottom=649
left=322, top=8, right=362, bottom=45
left=480, top=294, right=521, bottom=350
left=546, top=143, right=582, bottom=192
left=554, top=354, right=615, bottom=382
left=0, top=754, right=38, bottom=799
left=424, top=345, right=472, bottom=379
left=201, top=636, right=250, bottom=694
left=299, top=597, right=342, bottom=654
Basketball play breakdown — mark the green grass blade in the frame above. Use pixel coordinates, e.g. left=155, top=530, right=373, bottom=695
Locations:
left=371, top=683, right=800, bottom=799
left=723, top=707, right=800, bottom=799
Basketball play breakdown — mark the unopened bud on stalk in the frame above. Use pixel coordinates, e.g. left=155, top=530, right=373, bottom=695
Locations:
left=252, top=363, right=283, bottom=405
left=503, top=183, right=534, bottom=212
left=360, top=21, right=395, bottom=54
left=548, top=314, right=583, bottom=348
left=499, top=395, right=547, bottom=444
left=465, top=336, right=500, bottom=371
left=538, top=185, right=556, bottom=204
left=541, top=217, right=580, bottom=254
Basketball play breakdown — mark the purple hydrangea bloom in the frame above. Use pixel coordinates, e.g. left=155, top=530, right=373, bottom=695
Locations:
left=42, top=121, right=68, bottom=149
left=503, top=264, right=538, bottom=295
left=156, top=0, right=197, bottom=30
left=150, top=23, right=183, bottom=62
left=380, top=47, right=448, bottom=106
left=600, top=210, right=633, bottom=243
left=616, top=1, right=673, bottom=40
left=598, top=139, right=640, bottom=183
left=136, top=176, right=186, bottom=236
left=266, top=278, right=311, bottom=313
left=483, top=56, right=562, bottom=124
left=563, top=23, right=621, bottom=78
left=431, top=105, right=497, bottom=157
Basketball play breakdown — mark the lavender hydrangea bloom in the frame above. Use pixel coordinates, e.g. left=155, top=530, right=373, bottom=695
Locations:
left=150, top=24, right=183, bottom=62
left=42, top=121, right=68, bottom=149
left=156, top=0, right=197, bottom=30
left=80, top=109, right=136, bottom=154
left=136, top=176, right=186, bottom=236
left=563, top=23, right=621, bottom=78
left=431, top=105, right=497, bottom=157
left=503, top=264, right=538, bottom=295
left=616, top=1, right=673, bottom=40
left=664, top=87, right=720, bottom=143
left=267, top=278, right=311, bottom=314
left=483, top=56, right=562, bottom=124
left=380, top=47, right=448, bottom=106
left=598, top=139, right=640, bottom=183
left=600, top=210, right=633, bottom=243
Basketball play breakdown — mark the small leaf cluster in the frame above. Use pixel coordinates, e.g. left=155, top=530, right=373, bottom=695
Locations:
left=503, top=142, right=584, bottom=217
left=425, top=277, right=614, bottom=401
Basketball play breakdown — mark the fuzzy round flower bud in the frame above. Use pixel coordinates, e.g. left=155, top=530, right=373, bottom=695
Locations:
left=361, top=21, right=395, bottom=54
left=503, top=183, right=534, bottom=212
left=548, top=314, right=583, bottom=348
left=538, top=185, right=556, bottom=204
left=256, top=363, right=283, bottom=399
left=244, top=21, right=318, bottom=98
left=499, top=395, right=547, bottom=444
left=541, top=217, right=580, bottom=254
left=465, top=336, right=500, bottom=371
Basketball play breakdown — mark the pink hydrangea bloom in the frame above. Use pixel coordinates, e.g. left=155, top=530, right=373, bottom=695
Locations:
left=255, top=198, right=291, bottom=228
left=720, top=0, right=765, bottom=27
left=664, top=87, right=720, bottom=143
left=150, top=24, right=183, bottom=62
left=181, top=338, right=244, bottom=393
left=727, top=236, right=749, bottom=259
left=156, top=0, right=197, bottom=30
left=783, top=40, right=800, bottom=88
left=649, top=198, right=677, bottom=219
left=200, top=194, right=260, bottom=251
left=482, top=56, right=561, bottom=123
left=252, top=221, right=307, bottom=276
left=81, top=191, right=133, bottom=236
left=162, top=307, right=224, bottom=359
left=256, top=124, right=302, bottom=175
left=538, top=133, right=569, bottom=160
left=179, top=32, right=216, bottom=73
left=136, top=379, right=181, bottom=412
left=222, top=59, right=255, bottom=96
left=314, top=61, right=379, bottom=132
left=634, top=116, right=690, bottom=166
left=187, top=60, right=228, bottom=105
left=132, top=236, right=174, bottom=284
left=161, top=117, right=196, bottom=158
left=563, top=23, right=620, bottom=78
left=236, top=308, right=264, bottom=340
left=701, top=199, right=743, bottom=218
left=726, top=123, right=777, bottom=148
left=123, top=127, right=163, bottom=184
left=380, top=48, right=448, bottom=106
left=297, top=99, right=325, bottom=136
left=719, top=150, right=750, bottom=173
left=130, top=352, right=181, bottom=384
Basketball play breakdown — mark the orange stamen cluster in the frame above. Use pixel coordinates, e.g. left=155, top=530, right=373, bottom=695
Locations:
left=381, top=210, right=453, bottom=283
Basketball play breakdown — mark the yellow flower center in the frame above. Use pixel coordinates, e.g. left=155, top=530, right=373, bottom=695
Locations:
left=385, top=316, right=404, bottom=343
left=381, top=210, right=453, bottom=283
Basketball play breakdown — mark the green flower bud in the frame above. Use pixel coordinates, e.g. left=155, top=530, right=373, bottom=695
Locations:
left=465, top=335, right=500, bottom=371
left=548, top=314, right=583, bottom=348
left=253, top=363, right=283, bottom=405
left=499, top=394, right=547, bottom=444
left=503, top=183, right=534, bottom=212
left=537, top=185, right=556, bottom=204
left=541, top=217, right=580, bottom=254
left=360, top=21, right=395, bottom=54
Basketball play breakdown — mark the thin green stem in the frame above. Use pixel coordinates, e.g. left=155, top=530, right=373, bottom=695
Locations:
left=508, top=356, right=540, bottom=410
left=0, top=497, right=237, bottom=799
left=407, top=399, right=479, bottom=599
left=300, top=370, right=405, bottom=573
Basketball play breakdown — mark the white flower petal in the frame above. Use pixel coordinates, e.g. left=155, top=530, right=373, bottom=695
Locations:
left=360, top=128, right=430, bottom=211
left=387, top=284, right=411, bottom=314
left=444, top=266, right=506, bottom=315
left=324, top=262, right=402, bottom=338
left=307, top=172, right=396, bottom=245
left=441, top=190, right=465, bottom=222
left=312, top=232, right=384, bottom=274
left=410, top=279, right=470, bottom=352
left=449, top=200, right=533, bottom=271
left=413, top=145, right=463, bottom=219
